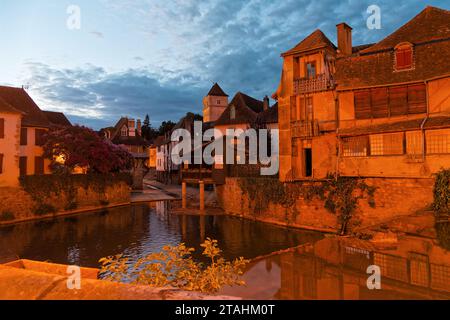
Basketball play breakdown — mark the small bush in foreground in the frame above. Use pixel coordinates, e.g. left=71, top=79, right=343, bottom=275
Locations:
left=99, top=238, right=249, bottom=294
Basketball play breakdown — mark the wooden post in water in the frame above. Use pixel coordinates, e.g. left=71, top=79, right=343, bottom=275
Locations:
left=182, top=182, right=187, bottom=209
left=199, top=180, right=205, bottom=212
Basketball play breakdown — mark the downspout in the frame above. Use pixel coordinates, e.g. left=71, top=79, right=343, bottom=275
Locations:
left=421, top=80, right=430, bottom=163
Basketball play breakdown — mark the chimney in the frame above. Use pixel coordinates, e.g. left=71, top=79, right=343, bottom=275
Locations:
left=137, top=119, right=142, bottom=136
left=336, top=23, right=353, bottom=56
left=263, top=95, right=270, bottom=111
left=128, top=118, right=136, bottom=137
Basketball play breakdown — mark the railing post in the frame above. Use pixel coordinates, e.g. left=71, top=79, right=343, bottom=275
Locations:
left=199, top=180, right=205, bottom=212
left=182, top=182, right=187, bottom=209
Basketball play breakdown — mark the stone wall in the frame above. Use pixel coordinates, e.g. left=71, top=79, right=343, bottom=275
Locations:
left=216, top=177, right=435, bottom=233
left=0, top=178, right=130, bottom=224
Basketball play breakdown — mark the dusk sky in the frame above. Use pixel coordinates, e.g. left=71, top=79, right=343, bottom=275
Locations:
left=1, top=0, right=448, bottom=129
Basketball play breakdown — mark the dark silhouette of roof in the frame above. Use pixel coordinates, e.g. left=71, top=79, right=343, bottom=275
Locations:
left=43, top=111, right=72, bottom=127
left=0, top=86, right=50, bottom=127
left=215, top=92, right=264, bottom=126
left=256, top=103, right=278, bottom=125
left=207, top=83, right=228, bottom=97
left=361, top=6, right=450, bottom=54
left=282, top=29, right=336, bottom=56
left=0, top=96, right=22, bottom=114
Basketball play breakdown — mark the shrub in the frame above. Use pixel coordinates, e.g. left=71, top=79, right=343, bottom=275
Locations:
left=0, top=211, right=15, bottom=222
left=433, top=169, right=450, bottom=215
left=99, top=238, right=249, bottom=294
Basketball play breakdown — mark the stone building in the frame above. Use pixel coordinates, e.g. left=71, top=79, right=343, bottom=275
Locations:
left=0, top=86, right=71, bottom=187
left=274, top=6, right=450, bottom=181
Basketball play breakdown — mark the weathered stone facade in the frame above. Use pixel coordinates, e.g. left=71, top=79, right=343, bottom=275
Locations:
left=0, top=182, right=130, bottom=224
left=216, top=177, right=434, bottom=233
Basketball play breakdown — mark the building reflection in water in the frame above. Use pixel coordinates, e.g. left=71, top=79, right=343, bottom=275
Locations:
left=220, top=235, right=450, bottom=300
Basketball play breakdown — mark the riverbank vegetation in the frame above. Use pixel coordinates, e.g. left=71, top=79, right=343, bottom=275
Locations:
left=99, top=238, right=249, bottom=294
left=238, top=175, right=376, bottom=235
left=433, top=168, right=450, bottom=216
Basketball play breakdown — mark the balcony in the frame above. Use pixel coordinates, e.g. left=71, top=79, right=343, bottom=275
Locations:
left=291, top=120, right=320, bottom=138
left=294, top=73, right=335, bottom=94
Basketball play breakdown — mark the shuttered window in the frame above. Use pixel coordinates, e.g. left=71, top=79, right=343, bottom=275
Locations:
left=395, top=47, right=413, bottom=70
left=0, top=154, right=3, bottom=174
left=406, top=131, right=423, bottom=155
left=34, top=157, right=45, bottom=175
left=19, top=157, right=27, bottom=176
left=354, top=90, right=371, bottom=119
left=354, top=84, right=426, bottom=119
left=0, top=118, right=4, bottom=139
left=369, top=133, right=404, bottom=156
left=35, top=129, right=46, bottom=146
left=20, top=128, right=28, bottom=146
left=342, top=136, right=369, bottom=157
left=371, top=88, right=389, bottom=118
left=426, top=129, right=450, bottom=154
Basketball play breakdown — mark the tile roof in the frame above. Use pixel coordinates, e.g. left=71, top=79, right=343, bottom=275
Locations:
left=282, top=29, right=336, bottom=56
left=43, top=111, right=72, bottom=127
left=256, top=103, right=278, bottom=125
left=214, top=92, right=263, bottom=126
left=0, top=96, right=22, bottom=114
left=0, top=86, right=50, bottom=127
left=207, top=83, right=228, bottom=97
left=336, top=6, right=450, bottom=90
left=361, top=6, right=450, bottom=54
left=338, top=116, right=450, bottom=137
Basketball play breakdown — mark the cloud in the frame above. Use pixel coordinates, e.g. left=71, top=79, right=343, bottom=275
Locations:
left=89, top=31, right=104, bottom=38
left=21, top=0, right=450, bottom=129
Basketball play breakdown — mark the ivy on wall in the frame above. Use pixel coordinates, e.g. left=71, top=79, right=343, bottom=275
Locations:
left=238, top=175, right=376, bottom=235
left=433, top=168, right=450, bottom=215
left=19, top=173, right=132, bottom=216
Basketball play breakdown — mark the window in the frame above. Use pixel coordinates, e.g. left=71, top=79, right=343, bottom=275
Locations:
left=342, top=136, right=368, bottom=157
left=354, top=84, right=426, bottom=119
left=217, top=100, right=221, bottom=105
left=370, top=133, right=404, bottom=156
left=20, top=128, right=28, bottom=146
left=121, top=126, right=128, bottom=137
left=35, top=129, right=46, bottom=146
left=426, top=129, right=450, bottom=154
left=306, top=62, right=316, bottom=79
left=230, top=105, right=236, bottom=120
left=395, top=43, right=413, bottom=71
left=0, top=118, right=4, bottom=139
left=0, top=154, right=3, bottom=174
left=34, top=157, right=44, bottom=175
left=19, top=157, right=27, bottom=176
left=406, top=131, right=423, bottom=155
left=300, top=97, right=313, bottom=121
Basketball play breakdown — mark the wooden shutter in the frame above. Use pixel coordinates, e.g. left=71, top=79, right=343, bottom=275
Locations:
left=0, top=154, right=3, bottom=174
left=0, top=118, right=4, bottom=139
left=354, top=90, right=371, bottom=119
left=389, top=86, right=408, bottom=116
left=396, top=48, right=412, bottom=70
left=19, top=157, right=27, bottom=176
left=20, top=128, right=28, bottom=146
left=34, top=157, right=44, bottom=175
left=35, top=129, right=46, bottom=146
left=408, top=84, right=427, bottom=114
left=371, top=88, right=389, bottom=118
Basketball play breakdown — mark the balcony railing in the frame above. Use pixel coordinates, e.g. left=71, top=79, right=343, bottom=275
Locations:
left=294, top=73, right=335, bottom=94
left=291, top=120, right=320, bottom=138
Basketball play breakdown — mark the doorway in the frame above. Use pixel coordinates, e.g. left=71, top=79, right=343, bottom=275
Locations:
left=304, top=148, right=312, bottom=177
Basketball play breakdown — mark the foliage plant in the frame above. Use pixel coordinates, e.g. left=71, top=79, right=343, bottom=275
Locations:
left=42, top=125, right=133, bottom=174
left=433, top=168, right=450, bottom=215
left=238, top=175, right=376, bottom=235
left=98, top=238, right=249, bottom=294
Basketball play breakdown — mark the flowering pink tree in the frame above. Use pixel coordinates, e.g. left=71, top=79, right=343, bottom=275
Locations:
left=43, top=125, right=133, bottom=174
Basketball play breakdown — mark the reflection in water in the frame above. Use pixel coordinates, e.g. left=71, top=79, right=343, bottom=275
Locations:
left=220, top=236, right=450, bottom=300
left=0, top=202, right=323, bottom=268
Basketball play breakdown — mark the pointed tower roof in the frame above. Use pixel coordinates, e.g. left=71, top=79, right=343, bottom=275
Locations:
left=282, top=29, right=336, bottom=56
left=207, top=83, right=228, bottom=97
left=361, top=6, right=450, bottom=54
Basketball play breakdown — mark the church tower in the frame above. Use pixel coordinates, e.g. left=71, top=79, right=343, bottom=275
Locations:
left=202, top=83, right=228, bottom=123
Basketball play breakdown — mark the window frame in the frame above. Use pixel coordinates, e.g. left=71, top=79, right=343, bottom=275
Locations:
left=394, top=43, right=414, bottom=71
